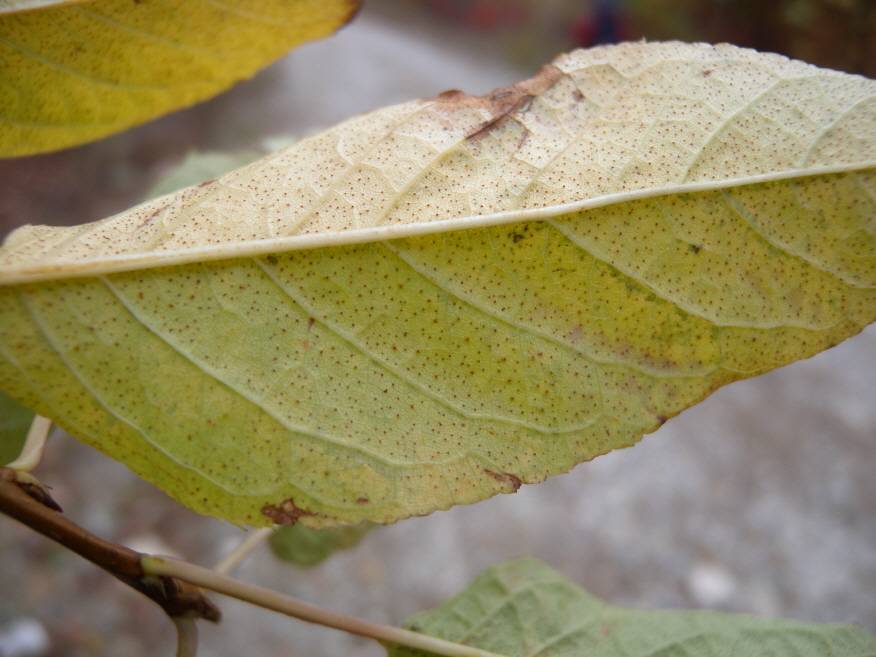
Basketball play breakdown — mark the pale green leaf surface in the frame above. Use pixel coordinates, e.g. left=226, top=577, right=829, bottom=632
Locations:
left=0, top=389, right=33, bottom=464
left=0, top=43, right=874, bottom=527
left=388, top=558, right=876, bottom=657
left=0, top=0, right=358, bottom=156
left=270, top=522, right=371, bottom=567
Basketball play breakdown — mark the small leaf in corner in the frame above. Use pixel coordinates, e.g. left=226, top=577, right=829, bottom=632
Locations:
left=388, top=558, right=876, bottom=657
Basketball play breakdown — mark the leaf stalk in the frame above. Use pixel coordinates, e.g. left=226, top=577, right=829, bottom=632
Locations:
left=214, top=527, right=273, bottom=575
left=143, top=555, right=508, bottom=657
left=174, top=617, right=199, bottom=657
left=5, top=415, right=51, bottom=472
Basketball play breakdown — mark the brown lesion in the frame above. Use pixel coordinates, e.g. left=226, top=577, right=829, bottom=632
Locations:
left=483, top=468, right=523, bottom=493
left=261, top=497, right=317, bottom=525
left=137, top=199, right=171, bottom=229
left=433, top=63, right=567, bottom=141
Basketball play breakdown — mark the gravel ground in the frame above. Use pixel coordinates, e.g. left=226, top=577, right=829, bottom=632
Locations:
left=1, top=5, right=874, bottom=657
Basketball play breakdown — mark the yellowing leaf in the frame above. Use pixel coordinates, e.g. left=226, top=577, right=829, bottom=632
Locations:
left=0, top=42, right=874, bottom=527
left=388, top=558, right=876, bottom=657
left=0, top=0, right=359, bottom=157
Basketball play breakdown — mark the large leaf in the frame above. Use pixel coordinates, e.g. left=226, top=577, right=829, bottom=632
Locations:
left=388, top=558, right=876, bottom=657
left=0, top=42, right=874, bottom=527
left=0, top=0, right=359, bottom=157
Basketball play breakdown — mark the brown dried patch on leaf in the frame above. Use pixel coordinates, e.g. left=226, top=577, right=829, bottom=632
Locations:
left=483, top=469, right=523, bottom=493
left=261, top=497, right=316, bottom=525
left=434, top=63, right=565, bottom=140
left=437, top=89, right=465, bottom=100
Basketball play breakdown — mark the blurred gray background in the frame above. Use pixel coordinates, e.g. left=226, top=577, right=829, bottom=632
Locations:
left=1, top=2, right=874, bottom=656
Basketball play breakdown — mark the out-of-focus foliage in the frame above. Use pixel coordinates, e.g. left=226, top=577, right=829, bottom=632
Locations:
left=390, top=558, right=876, bottom=657
left=0, top=390, right=33, bottom=464
left=146, top=150, right=262, bottom=200
left=270, top=523, right=372, bottom=567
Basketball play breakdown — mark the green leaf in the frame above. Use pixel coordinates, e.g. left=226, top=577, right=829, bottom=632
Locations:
left=0, top=42, right=874, bottom=527
left=269, top=522, right=371, bottom=567
left=388, top=558, right=876, bottom=657
left=0, top=389, right=33, bottom=464
left=0, top=0, right=359, bottom=157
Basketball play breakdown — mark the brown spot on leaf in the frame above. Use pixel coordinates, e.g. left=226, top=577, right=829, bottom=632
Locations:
left=138, top=201, right=169, bottom=229
left=356, top=497, right=369, bottom=505
left=434, top=64, right=565, bottom=141
left=197, top=179, right=214, bottom=188
left=573, top=89, right=585, bottom=101
left=308, top=317, right=315, bottom=330
left=438, top=89, right=465, bottom=100
left=261, top=498, right=316, bottom=525
left=483, top=468, right=522, bottom=492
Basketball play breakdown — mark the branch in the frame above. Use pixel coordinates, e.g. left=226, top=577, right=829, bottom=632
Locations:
left=0, top=467, right=220, bottom=623
left=1, top=465, right=504, bottom=657
left=143, top=555, right=508, bottom=657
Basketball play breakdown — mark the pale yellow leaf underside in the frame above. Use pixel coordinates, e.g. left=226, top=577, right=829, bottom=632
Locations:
left=0, top=42, right=874, bottom=527
left=2, top=41, right=875, bottom=278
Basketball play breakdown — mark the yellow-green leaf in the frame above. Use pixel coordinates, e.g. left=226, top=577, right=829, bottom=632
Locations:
left=388, top=558, right=876, bottom=657
left=0, top=0, right=359, bottom=157
left=0, top=42, right=874, bottom=527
